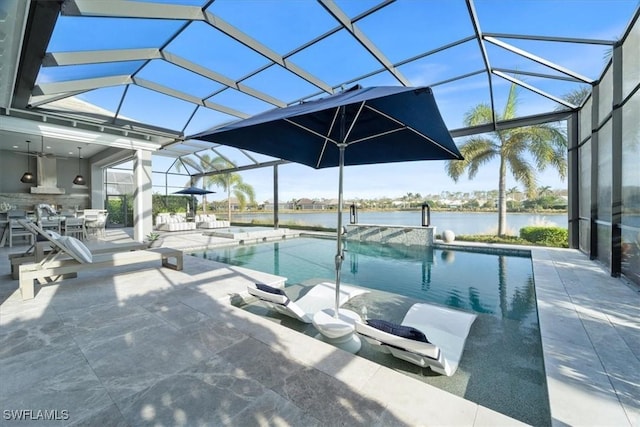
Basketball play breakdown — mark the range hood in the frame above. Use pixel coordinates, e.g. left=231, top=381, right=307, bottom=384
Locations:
left=30, top=156, right=66, bottom=194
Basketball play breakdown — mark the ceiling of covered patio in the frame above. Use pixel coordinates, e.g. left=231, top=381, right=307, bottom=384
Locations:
left=1, top=0, right=638, bottom=174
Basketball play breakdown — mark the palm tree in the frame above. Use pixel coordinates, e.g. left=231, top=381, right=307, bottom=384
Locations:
left=556, top=87, right=590, bottom=110
left=202, top=157, right=256, bottom=223
left=195, top=153, right=222, bottom=212
left=176, top=154, right=256, bottom=220
left=446, top=83, right=567, bottom=236
left=537, top=185, right=552, bottom=197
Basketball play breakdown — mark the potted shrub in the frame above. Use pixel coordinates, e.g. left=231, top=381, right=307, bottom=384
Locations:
left=146, top=232, right=163, bottom=248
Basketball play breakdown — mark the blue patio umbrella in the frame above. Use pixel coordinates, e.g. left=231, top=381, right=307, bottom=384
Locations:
left=193, top=85, right=463, bottom=316
left=173, top=186, right=215, bottom=214
left=173, top=186, right=216, bottom=196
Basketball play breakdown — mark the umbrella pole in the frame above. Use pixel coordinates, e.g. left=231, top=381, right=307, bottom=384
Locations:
left=334, top=143, right=346, bottom=317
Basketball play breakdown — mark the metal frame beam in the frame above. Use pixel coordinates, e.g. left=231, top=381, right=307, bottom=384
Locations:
left=484, top=36, right=594, bottom=83
left=190, top=159, right=289, bottom=179
left=318, top=0, right=410, bottom=86
left=492, top=70, right=577, bottom=109
left=465, top=0, right=497, bottom=128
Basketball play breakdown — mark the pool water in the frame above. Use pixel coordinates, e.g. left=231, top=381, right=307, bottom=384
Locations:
left=196, top=238, right=534, bottom=320
left=191, top=238, right=550, bottom=425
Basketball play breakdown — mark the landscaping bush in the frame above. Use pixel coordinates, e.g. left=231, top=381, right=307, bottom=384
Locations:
left=454, top=234, right=529, bottom=245
left=520, top=226, right=568, bottom=247
left=152, top=194, right=189, bottom=217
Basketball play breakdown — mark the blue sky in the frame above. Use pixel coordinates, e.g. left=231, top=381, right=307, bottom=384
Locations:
left=42, top=0, right=639, bottom=202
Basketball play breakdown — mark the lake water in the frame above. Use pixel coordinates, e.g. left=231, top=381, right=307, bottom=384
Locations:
left=231, top=211, right=567, bottom=235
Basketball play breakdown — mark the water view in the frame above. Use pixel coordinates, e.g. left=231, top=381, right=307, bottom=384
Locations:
left=233, top=210, right=567, bottom=235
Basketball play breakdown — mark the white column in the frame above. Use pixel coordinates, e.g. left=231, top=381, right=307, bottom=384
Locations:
left=133, top=150, right=153, bottom=242
left=90, top=164, right=105, bottom=209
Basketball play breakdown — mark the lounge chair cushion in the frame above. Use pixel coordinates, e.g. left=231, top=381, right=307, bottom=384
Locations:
left=248, top=283, right=290, bottom=305
left=57, top=236, right=93, bottom=263
left=366, top=319, right=429, bottom=343
left=47, top=230, right=62, bottom=239
left=37, top=230, right=62, bottom=242
left=256, top=283, right=286, bottom=295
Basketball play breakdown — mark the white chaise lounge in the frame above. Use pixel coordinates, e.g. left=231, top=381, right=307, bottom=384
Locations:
left=355, top=303, right=477, bottom=376
left=247, top=281, right=368, bottom=323
left=17, top=220, right=183, bottom=300
left=9, top=237, right=147, bottom=280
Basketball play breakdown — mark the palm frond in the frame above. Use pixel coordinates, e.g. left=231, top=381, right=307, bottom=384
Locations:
left=234, top=191, right=247, bottom=210
left=502, top=83, right=520, bottom=120
left=446, top=137, right=496, bottom=181
left=467, top=150, right=497, bottom=180
left=235, top=182, right=256, bottom=204
left=445, top=159, right=466, bottom=182
left=507, top=154, right=537, bottom=197
left=463, top=104, right=494, bottom=127
left=555, top=86, right=591, bottom=111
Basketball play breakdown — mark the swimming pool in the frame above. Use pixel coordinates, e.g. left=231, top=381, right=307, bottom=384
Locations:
left=191, top=238, right=549, bottom=425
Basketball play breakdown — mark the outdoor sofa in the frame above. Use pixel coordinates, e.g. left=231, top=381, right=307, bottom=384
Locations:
left=155, top=213, right=196, bottom=232
left=195, top=214, right=230, bottom=229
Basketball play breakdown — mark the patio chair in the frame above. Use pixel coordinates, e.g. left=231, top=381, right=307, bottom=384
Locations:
left=355, top=303, right=477, bottom=376
left=63, top=217, right=85, bottom=239
left=16, top=220, right=182, bottom=300
left=247, top=281, right=368, bottom=323
left=7, top=210, right=34, bottom=248
left=83, top=210, right=108, bottom=238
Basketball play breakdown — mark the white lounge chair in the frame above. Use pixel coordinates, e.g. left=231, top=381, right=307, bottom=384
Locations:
left=16, top=220, right=182, bottom=300
left=355, top=303, right=477, bottom=376
left=247, top=281, right=368, bottom=323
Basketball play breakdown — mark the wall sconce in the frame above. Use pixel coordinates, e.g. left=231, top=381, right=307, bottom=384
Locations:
left=72, top=146, right=85, bottom=185
left=20, top=140, right=34, bottom=184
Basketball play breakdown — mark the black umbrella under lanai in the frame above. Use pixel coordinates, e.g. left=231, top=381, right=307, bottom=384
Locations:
left=173, top=186, right=216, bottom=195
left=173, top=186, right=216, bottom=213
left=193, top=85, right=463, bottom=316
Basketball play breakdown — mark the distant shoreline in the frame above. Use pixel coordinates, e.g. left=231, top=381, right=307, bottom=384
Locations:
left=243, top=208, right=568, bottom=215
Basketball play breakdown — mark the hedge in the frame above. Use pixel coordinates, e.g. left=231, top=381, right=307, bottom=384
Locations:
left=519, top=226, right=568, bottom=248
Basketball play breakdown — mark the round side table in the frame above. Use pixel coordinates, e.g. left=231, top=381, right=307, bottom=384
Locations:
left=312, top=308, right=362, bottom=353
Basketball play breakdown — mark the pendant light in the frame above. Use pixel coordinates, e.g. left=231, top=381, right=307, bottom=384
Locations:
left=20, top=140, right=34, bottom=183
left=73, top=147, right=85, bottom=185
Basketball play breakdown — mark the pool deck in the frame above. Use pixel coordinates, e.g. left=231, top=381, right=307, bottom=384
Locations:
left=1, top=229, right=638, bottom=426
